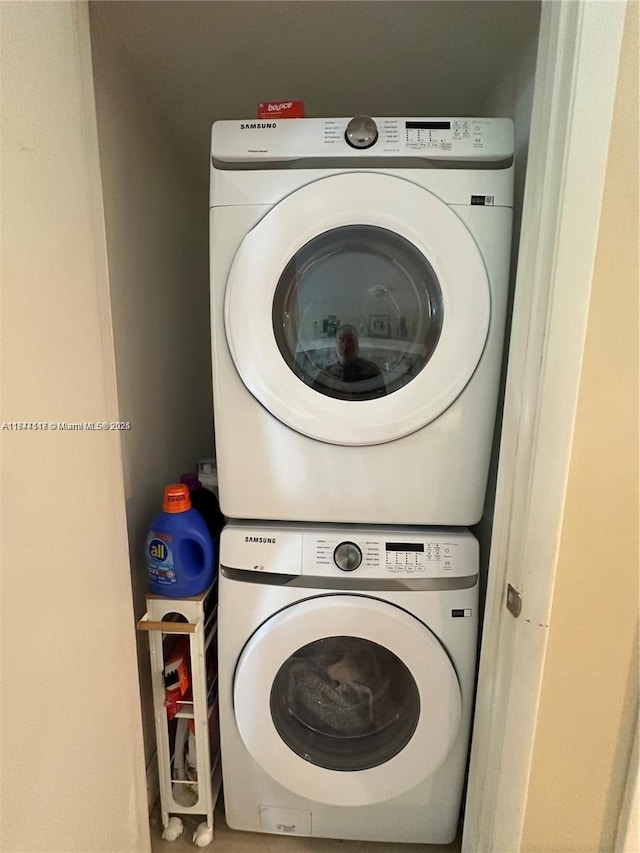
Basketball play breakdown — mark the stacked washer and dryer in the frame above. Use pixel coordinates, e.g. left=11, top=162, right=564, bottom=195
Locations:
left=209, top=116, right=514, bottom=845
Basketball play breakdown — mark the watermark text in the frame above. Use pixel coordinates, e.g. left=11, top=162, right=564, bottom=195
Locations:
left=2, top=421, right=131, bottom=432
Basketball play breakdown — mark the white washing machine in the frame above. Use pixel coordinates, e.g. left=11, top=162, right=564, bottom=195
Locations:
left=218, top=521, right=479, bottom=845
left=210, top=116, right=514, bottom=525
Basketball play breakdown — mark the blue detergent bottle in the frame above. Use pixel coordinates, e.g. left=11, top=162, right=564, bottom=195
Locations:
left=146, top=484, right=215, bottom=597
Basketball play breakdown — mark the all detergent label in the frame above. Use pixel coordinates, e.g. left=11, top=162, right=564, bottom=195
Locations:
left=146, top=531, right=176, bottom=586
left=145, top=484, right=215, bottom=597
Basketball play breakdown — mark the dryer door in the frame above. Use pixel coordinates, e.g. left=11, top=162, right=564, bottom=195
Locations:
left=233, top=594, right=462, bottom=806
left=225, top=171, right=490, bottom=445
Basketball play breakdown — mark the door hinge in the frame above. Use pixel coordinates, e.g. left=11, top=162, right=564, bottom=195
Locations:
left=506, top=583, right=523, bottom=618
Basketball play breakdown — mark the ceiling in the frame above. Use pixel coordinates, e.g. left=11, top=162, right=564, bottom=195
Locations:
left=90, top=1, right=540, bottom=175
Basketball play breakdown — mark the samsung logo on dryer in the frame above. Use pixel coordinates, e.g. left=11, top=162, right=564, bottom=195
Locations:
left=245, top=536, right=277, bottom=544
left=240, top=122, right=277, bottom=130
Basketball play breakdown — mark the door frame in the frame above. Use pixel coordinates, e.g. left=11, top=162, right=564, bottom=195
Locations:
left=462, top=1, right=627, bottom=850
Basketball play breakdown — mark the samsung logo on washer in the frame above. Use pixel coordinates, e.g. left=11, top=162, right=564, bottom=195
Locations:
left=240, top=123, right=277, bottom=130
left=245, top=536, right=277, bottom=544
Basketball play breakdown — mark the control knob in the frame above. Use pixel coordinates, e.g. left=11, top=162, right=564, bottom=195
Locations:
left=345, top=116, right=378, bottom=149
left=333, top=541, right=362, bottom=572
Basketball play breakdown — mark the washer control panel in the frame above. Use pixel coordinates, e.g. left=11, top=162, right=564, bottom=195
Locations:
left=313, top=535, right=460, bottom=577
left=220, top=523, right=478, bottom=579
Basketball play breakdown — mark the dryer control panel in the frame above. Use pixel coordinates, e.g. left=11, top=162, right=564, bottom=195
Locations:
left=212, top=116, right=514, bottom=164
left=220, top=522, right=478, bottom=580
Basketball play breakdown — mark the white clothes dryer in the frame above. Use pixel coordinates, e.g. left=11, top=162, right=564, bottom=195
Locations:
left=218, top=521, right=479, bottom=845
left=210, top=117, right=514, bottom=524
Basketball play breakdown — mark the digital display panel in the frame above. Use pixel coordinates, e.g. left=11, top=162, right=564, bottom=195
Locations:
left=405, top=121, right=451, bottom=130
left=386, top=542, right=424, bottom=552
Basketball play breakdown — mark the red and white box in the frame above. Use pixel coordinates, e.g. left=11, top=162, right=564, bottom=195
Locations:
left=257, top=100, right=305, bottom=119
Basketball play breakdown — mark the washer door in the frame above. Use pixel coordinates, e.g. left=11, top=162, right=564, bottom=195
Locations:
left=233, top=595, right=462, bottom=806
left=225, top=172, right=490, bottom=445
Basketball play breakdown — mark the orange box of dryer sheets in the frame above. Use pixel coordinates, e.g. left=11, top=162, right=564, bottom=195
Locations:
left=257, top=100, right=305, bottom=118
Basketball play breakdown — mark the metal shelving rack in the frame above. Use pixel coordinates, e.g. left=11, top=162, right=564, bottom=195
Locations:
left=137, top=580, right=221, bottom=847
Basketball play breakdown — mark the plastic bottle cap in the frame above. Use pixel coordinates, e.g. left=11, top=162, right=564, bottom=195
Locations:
left=162, top=484, right=192, bottom=513
left=180, top=473, right=202, bottom=491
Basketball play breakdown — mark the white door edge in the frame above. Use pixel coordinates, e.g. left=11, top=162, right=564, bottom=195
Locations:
left=462, top=2, right=627, bottom=851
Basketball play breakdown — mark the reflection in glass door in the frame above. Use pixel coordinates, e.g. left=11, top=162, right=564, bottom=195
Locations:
left=272, top=226, right=443, bottom=401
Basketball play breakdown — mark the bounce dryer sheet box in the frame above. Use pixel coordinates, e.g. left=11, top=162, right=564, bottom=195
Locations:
left=257, top=100, right=305, bottom=118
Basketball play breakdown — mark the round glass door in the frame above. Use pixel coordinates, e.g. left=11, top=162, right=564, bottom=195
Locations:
left=233, top=594, right=462, bottom=806
left=225, top=171, right=490, bottom=445
left=270, top=635, right=420, bottom=771
left=273, top=225, right=443, bottom=402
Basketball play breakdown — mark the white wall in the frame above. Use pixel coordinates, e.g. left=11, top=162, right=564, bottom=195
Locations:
left=0, top=3, right=149, bottom=850
left=91, top=0, right=542, bottom=177
left=89, top=8, right=214, bottom=767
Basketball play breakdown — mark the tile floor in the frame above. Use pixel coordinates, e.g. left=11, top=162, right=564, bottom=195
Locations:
left=149, top=795, right=461, bottom=853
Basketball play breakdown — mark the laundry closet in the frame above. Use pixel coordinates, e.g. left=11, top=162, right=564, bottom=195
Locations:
left=4, top=2, right=634, bottom=853
left=87, top=0, right=540, bottom=794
